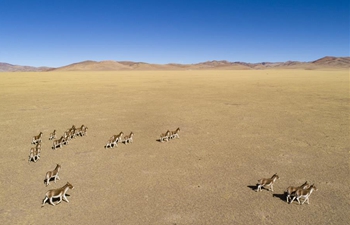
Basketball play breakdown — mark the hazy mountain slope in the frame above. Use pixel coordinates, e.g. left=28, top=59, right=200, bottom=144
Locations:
left=1, top=56, right=349, bottom=71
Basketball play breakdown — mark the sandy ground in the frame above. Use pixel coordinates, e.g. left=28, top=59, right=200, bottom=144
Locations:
left=0, top=70, right=349, bottom=225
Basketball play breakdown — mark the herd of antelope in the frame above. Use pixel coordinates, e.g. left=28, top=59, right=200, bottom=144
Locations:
left=41, top=164, right=74, bottom=207
left=28, top=132, right=43, bottom=163
left=29, top=126, right=87, bottom=207
left=30, top=126, right=182, bottom=207
left=51, top=125, right=88, bottom=150
left=104, top=131, right=134, bottom=148
left=30, top=127, right=318, bottom=207
left=159, top=128, right=180, bottom=142
left=256, top=173, right=318, bottom=205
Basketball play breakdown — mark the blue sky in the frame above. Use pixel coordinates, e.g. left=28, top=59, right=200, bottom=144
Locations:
left=0, top=0, right=349, bottom=67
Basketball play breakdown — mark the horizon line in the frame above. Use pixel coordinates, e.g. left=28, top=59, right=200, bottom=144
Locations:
left=2, top=55, right=349, bottom=68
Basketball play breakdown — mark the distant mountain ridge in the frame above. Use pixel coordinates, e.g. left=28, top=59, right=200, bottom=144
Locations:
left=0, top=62, right=52, bottom=72
left=1, top=56, right=349, bottom=72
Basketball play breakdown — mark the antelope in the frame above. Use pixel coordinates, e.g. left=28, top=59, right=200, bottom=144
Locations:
left=116, top=132, right=124, bottom=143
left=52, top=136, right=65, bottom=149
left=73, top=126, right=82, bottom=137
left=170, top=128, right=180, bottom=139
left=123, top=132, right=134, bottom=145
left=81, top=126, right=88, bottom=136
left=28, top=148, right=36, bottom=163
left=35, top=143, right=41, bottom=160
left=105, top=132, right=124, bottom=148
left=105, top=135, right=116, bottom=148
left=59, top=132, right=69, bottom=144
left=290, top=184, right=318, bottom=205
left=32, top=132, right=43, bottom=144
left=74, top=125, right=86, bottom=137
left=160, top=130, right=171, bottom=142
left=68, top=125, right=76, bottom=132
left=28, top=143, right=41, bottom=163
left=62, top=135, right=69, bottom=145
left=45, top=164, right=61, bottom=186
left=74, top=125, right=87, bottom=137
left=41, top=182, right=74, bottom=207
left=286, top=181, right=309, bottom=203
left=256, top=173, right=279, bottom=192
left=66, top=125, right=76, bottom=139
left=36, top=147, right=41, bottom=161
left=49, top=130, right=56, bottom=140
left=63, top=130, right=72, bottom=141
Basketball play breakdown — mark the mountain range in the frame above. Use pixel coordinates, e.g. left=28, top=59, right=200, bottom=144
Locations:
left=1, top=56, right=349, bottom=72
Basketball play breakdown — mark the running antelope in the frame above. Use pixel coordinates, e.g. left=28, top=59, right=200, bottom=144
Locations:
left=105, top=135, right=116, bottom=148
left=45, top=164, right=61, bottom=186
left=106, top=137, right=114, bottom=148
left=74, top=125, right=87, bottom=137
left=160, top=130, right=171, bottom=142
left=68, top=125, right=76, bottom=132
left=32, top=132, right=43, bottom=144
left=36, top=146, right=41, bottom=161
left=286, top=181, right=309, bottom=203
left=290, top=184, right=318, bottom=205
left=35, top=143, right=41, bottom=160
left=63, top=130, right=72, bottom=141
left=28, top=143, right=41, bottom=163
left=256, top=173, right=280, bottom=192
left=49, top=130, right=56, bottom=140
left=105, top=132, right=124, bottom=148
left=116, top=131, right=124, bottom=143
left=123, top=132, right=134, bottom=145
left=81, top=126, right=88, bottom=136
left=170, top=128, right=180, bottom=139
left=28, top=148, right=36, bottom=163
left=52, top=136, right=66, bottom=149
left=41, top=182, right=74, bottom=207
left=72, top=125, right=83, bottom=137
left=66, top=125, right=76, bottom=139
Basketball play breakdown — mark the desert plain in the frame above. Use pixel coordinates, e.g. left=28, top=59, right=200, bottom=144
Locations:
left=0, top=69, right=349, bottom=225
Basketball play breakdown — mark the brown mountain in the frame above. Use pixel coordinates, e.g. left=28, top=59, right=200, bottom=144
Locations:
left=52, top=60, right=253, bottom=71
left=191, top=60, right=252, bottom=69
left=51, top=57, right=349, bottom=71
left=1, top=56, right=349, bottom=72
left=55, top=60, right=131, bottom=71
left=0, top=62, right=51, bottom=72
left=311, top=56, right=350, bottom=67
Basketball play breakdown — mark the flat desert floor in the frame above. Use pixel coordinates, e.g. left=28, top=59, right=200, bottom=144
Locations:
left=0, top=70, right=349, bottom=225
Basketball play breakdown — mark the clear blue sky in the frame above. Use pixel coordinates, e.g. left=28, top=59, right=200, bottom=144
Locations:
left=0, top=0, right=349, bottom=67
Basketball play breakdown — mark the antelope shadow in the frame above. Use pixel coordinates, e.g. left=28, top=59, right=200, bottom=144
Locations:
left=43, top=177, right=60, bottom=185
left=247, top=185, right=258, bottom=192
left=272, top=193, right=287, bottom=202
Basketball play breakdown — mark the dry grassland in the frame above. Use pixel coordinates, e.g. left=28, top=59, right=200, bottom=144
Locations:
left=0, top=70, right=349, bottom=224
